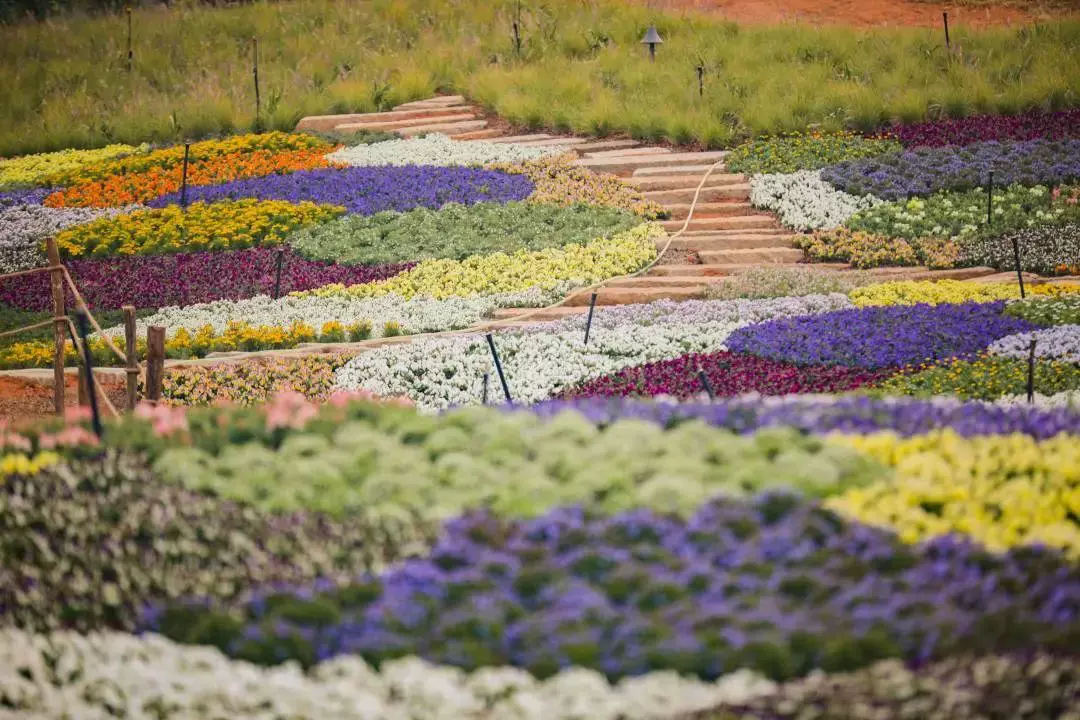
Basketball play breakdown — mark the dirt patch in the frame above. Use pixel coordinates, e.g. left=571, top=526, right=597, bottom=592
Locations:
left=643, top=0, right=1074, bottom=27
left=0, top=375, right=127, bottom=428
left=658, top=249, right=703, bottom=265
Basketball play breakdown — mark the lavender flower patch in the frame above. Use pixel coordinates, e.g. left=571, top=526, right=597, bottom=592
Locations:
left=822, top=140, right=1080, bottom=200
left=886, top=110, right=1080, bottom=148
left=990, top=326, right=1080, bottom=365
left=145, top=496, right=1080, bottom=681
left=146, top=166, right=534, bottom=215
left=0, top=203, right=136, bottom=274
left=525, top=395, right=1080, bottom=440
left=0, top=187, right=54, bottom=207
left=725, top=302, right=1036, bottom=369
left=0, top=246, right=413, bottom=311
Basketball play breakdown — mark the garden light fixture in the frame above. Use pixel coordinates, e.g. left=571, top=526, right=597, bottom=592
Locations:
left=641, top=25, right=663, bottom=62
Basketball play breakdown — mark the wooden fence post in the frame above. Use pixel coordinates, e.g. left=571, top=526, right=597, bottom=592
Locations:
left=145, top=326, right=165, bottom=403
left=123, top=305, right=138, bottom=410
left=45, top=238, right=66, bottom=415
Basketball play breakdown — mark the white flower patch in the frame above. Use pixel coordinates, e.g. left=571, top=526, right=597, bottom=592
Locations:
left=750, top=170, right=882, bottom=231
left=0, top=628, right=777, bottom=720
left=0, top=204, right=139, bottom=274
left=329, top=134, right=570, bottom=167
left=333, top=294, right=853, bottom=411
left=990, top=390, right=1080, bottom=409
left=100, top=286, right=568, bottom=341
left=989, top=325, right=1080, bottom=365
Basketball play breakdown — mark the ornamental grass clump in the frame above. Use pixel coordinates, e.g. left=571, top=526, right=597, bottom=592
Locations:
left=821, top=139, right=1080, bottom=200
left=827, top=430, right=1080, bottom=557
left=560, top=351, right=894, bottom=401
left=726, top=302, right=1035, bottom=370
left=146, top=495, right=1080, bottom=680
left=287, top=201, right=639, bottom=266
left=726, top=132, right=901, bottom=174
left=45, top=146, right=337, bottom=208
left=0, top=452, right=437, bottom=632
left=875, top=355, right=1080, bottom=401
left=53, top=199, right=344, bottom=258
left=146, top=165, right=534, bottom=215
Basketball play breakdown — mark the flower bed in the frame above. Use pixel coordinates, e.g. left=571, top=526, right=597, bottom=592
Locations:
left=145, top=165, right=534, bottom=214
left=725, top=302, right=1033, bottom=369
left=821, top=140, right=1080, bottom=200
left=0, top=246, right=414, bottom=311
left=287, top=201, right=639, bottom=266
left=328, top=133, right=567, bottom=166
left=0, top=143, right=141, bottom=189
left=846, top=280, right=1076, bottom=307
left=53, top=199, right=344, bottom=258
left=0, top=186, right=54, bottom=206
left=45, top=146, right=337, bottom=208
left=332, top=294, right=852, bottom=410
left=560, top=351, right=892, bottom=400
left=876, top=356, right=1080, bottom=400
left=726, top=132, right=901, bottom=174
left=961, top=222, right=1080, bottom=274
left=989, top=325, right=1080, bottom=364
left=0, top=203, right=134, bottom=273
left=162, top=354, right=356, bottom=406
left=146, top=497, right=1080, bottom=680
left=827, top=430, right=1080, bottom=556
left=749, top=171, right=881, bottom=231
left=886, top=109, right=1080, bottom=148
left=1005, top=294, right=1080, bottom=325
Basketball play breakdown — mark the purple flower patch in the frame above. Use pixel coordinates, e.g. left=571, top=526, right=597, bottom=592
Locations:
left=725, top=302, right=1036, bottom=369
left=0, top=187, right=55, bottom=207
left=0, top=246, right=413, bottom=311
left=886, top=110, right=1080, bottom=148
left=146, top=166, right=534, bottom=214
left=145, top=496, right=1080, bottom=680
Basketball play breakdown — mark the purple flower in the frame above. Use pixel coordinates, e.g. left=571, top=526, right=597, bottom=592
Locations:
left=887, top=110, right=1080, bottom=148
left=725, top=302, right=1036, bottom=369
left=0, top=187, right=55, bottom=207
left=146, top=166, right=534, bottom=214
left=0, top=246, right=413, bottom=311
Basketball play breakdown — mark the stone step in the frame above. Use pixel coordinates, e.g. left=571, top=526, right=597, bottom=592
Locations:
left=604, top=275, right=727, bottom=288
left=485, top=133, right=555, bottom=144
left=630, top=173, right=745, bottom=191
left=678, top=228, right=791, bottom=237
left=583, top=147, right=673, bottom=159
left=296, top=107, right=473, bottom=133
left=490, top=306, right=588, bottom=320
left=642, top=184, right=751, bottom=203
left=335, top=112, right=477, bottom=132
left=699, top=248, right=806, bottom=265
left=662, top=216, right=777, bottom=233
left=647, top=265, right=731, bottom=277
left=451, top=128, right=507, bottom=141
left=665, top=202, right=755, bottom=219
left=571, top=139, right=643, bottom=153
left=662, top=235, right=797, bottom=251
left=693, top=263, right=809, bottom=275
left=575, top=151, right=727, bottom=176
left=397, top=120, right=489, bottom=137
left=633, top=164, right=719, bottom=177
left=395, top=95, right=467, bottom=109
left=565, top=286, right=708, bottom=306
left=516, top=137, right=588, bottom=147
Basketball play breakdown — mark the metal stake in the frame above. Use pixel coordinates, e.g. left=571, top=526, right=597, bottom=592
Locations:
left=253, top=37, right=261, bottom=126
left=986, top=170, right=993, bottom=226
left=73, top=310, right=103, bottom=438
left=1012, top=233, right=1026, bottom=299
left=584, top=291, right=598, bottom=345
left=696, top=63, right=704, bottom=97
left=485, top=334, right=512, bottom=403
left=482, top=372, right=490, bottom=405
left=942, top=11, right=951, bottom=50
left=273, top=248, right=285, bottom=299
left=697, top=369, right=715, bottom=400
left=1026, top=338, right=1037, bottom=403
left=179, top=142, right=191, bottom=208
left=126, top=7, right=133, bottom=72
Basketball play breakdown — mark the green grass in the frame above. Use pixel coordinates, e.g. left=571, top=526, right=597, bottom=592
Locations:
left=1, top=0, right=1079, bottom=156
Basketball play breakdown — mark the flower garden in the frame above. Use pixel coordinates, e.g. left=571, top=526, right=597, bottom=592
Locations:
left=2, top=107, right=1080, bottom=717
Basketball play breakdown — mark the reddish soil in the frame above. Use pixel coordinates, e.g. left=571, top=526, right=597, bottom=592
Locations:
left=646, top=0, right=1076, bottom=27
left=0, top=375, right=126, bottom=428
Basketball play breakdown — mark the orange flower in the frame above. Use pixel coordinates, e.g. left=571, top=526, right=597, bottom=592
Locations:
left=45, top=147, right=341, bottom=208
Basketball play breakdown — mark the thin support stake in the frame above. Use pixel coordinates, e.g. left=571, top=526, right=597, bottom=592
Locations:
left=697, top=64, right=704, bottom=97
left=513, top=0, right=522, bottom=56
left=273, top=248, right=286, bottom=300
left=697, top=369, right=716, bottom=400
left=485, top=334, right=512, bottom=404
left=1026, top=338, right=1037, bottom=403
left=942, top=11, right=951, bottom=50
left=180, top=142, right=191, bottom=208
left=584, top=291, right=598, bottom=345
left=1011, top=233, right=1026, bottom=299
left=73, top=311, right=103, bottom=438
left=986, top=170, right=993, bottom=227
left=253, top=37, right=261, bottom=126
left=126, top=7, right=133, bottom=72
left=482, top=373, right=490, bottom=405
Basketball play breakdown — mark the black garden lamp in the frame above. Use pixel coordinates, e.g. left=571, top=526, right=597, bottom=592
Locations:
left=641, top=25, right=663, bottom=62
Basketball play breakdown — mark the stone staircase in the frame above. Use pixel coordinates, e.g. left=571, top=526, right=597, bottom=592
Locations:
left=295, top=96, right=849, bottom=317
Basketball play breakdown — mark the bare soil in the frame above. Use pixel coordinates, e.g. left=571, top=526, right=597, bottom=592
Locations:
left=0, top=375, right=126, bottom=428
left=643, top=0, right=1075, bottom=27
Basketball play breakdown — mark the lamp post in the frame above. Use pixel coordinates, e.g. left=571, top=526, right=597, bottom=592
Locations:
left=641, top=25, right=663, bottom=62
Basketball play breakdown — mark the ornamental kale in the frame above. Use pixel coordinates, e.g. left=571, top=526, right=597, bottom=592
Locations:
left=145, top=495, right=1080, bottom=681
left=146, top=166, right=534, bottom=215
left=725, top=302, right=1036, bottom=369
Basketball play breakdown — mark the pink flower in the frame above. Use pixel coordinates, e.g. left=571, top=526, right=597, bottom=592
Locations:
left=135, top=402, right=189, bottom=437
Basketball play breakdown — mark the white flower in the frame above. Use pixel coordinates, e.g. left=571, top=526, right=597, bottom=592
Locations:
left=989, top=325, right=1080, bottom=364
left=329, top=134, right=571, bottom=167
left=750, top=170, right=881, bottom=231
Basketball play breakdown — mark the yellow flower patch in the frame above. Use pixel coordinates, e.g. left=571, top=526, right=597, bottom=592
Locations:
left=0, top=452, right=60, bottom=479
left=849, top=280, right=1080, bottom=307
left=53, top=199, right=344, bottom=258
left=0, top=145, right=143, bottom=189
left=299, top=223, right=662, bottom=301
left=826, top=430, right=1080, bottom=558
